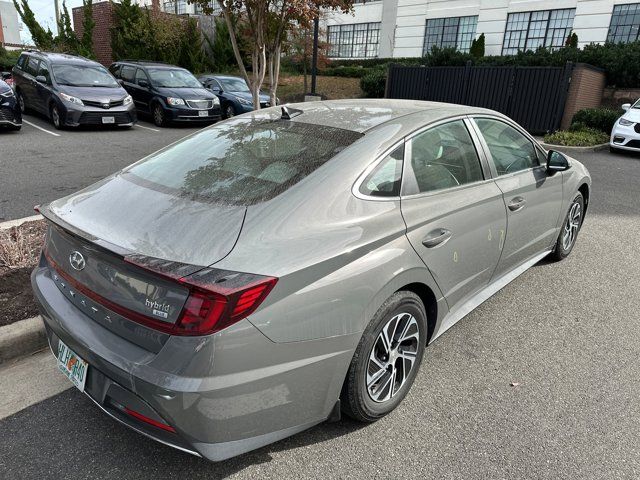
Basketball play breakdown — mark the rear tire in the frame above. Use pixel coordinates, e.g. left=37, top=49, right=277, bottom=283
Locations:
left=341, top=291, right=427, bottom=422
left=549, top=192, right=584, bottom=261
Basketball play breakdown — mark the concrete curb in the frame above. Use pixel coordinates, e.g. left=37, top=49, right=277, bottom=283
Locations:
left=0, top=316, right=47, bottom=364
left=0, top=214, right=43, bottom=230
left=538, top=141, right=609, bottom=153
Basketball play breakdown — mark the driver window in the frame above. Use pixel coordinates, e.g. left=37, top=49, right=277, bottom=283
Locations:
left=409, top=120, right=484, bottom=194
left=135, top=68, right=149, bottom=86
left=37, top=64, right=50, bottom=83
left=474, top=118, right=538, bottom=175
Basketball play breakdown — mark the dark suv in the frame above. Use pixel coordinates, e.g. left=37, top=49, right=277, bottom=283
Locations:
left=12, top=51, right=136, bottom=129
left=109, top=61, right=221, bottom=127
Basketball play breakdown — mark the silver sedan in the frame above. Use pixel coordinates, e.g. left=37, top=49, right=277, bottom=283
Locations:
left=32, top=99, right=591, bottom=461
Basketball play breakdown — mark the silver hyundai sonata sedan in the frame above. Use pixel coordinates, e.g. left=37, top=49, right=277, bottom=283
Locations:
left=32, top=99, right=591, bottom=461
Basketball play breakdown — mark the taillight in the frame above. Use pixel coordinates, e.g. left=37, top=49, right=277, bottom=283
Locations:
left=172, top=277, right=278, bottom=335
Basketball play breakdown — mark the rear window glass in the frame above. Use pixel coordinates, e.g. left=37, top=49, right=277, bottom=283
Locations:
left=125, top=120, right=362, bottom=205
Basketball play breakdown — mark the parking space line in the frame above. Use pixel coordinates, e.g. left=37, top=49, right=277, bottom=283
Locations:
left=135, top=124, right=160, bottom=132
left=22, top=119, right=60, bottom=137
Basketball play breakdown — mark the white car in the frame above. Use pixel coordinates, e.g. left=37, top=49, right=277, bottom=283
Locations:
left=610, top=101, right=640, bottom=152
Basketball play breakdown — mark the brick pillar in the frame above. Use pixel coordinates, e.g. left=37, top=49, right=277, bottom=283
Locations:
left=72, top=1, right=115, bottom=67
left=561, top=63, right=606, bottom=130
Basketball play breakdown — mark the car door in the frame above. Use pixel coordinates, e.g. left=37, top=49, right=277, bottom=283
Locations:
left=35, top=61, right=53, bottom=114
left=133, top=68, right=153, bottom=112
left=119, top=65, right=140, bottom=108
left=471, top=116, right=563, bottom=280
left=21, top=56, right=40, bottom=110
left=401, top=118, right=507, bottom=313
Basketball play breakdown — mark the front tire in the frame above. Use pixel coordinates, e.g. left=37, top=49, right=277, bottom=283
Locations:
left=341, top=291, right=427, bottom=422
left=152, top=103, right=168, bottom=127
left=549, top=192, right=584, bottom=261
left=609, top=145, right=619, bottom=154
left=225, top=104, right=236, bottom=119
left=17, top=90, right=26, bottom=114
left=50, top=104, right=63, bottom=130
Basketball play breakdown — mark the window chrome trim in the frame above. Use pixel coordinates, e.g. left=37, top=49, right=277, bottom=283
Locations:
left=352, top=139, right=406, bottom=202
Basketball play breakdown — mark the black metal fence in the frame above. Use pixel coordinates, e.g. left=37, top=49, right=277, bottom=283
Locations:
left=385, top=62, right=574, bottom=134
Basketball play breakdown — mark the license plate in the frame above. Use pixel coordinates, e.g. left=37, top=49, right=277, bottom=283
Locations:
left=57, top=340, right=88, bottom=392
left=102, top=116, right=115, bottom=124
left=198, top=110, right=208, bottom=117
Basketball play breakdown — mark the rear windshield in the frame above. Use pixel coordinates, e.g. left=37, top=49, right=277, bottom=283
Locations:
left=125, top=119, right=362, bottom=205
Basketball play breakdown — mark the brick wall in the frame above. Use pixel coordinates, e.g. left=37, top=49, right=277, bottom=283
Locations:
left=601, top=87, right=640, bottom=109
left=561, top=64, right=606, bottom=130
left=72, top=1, right=115, bottom=67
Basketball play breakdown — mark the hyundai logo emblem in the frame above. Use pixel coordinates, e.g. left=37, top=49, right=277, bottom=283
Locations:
left=69, top=251, right=86, bottom=271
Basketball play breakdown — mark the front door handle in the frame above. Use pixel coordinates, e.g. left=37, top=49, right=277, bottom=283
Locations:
left=508, top=197, right=526, bottom=212
left=422, top=228, right=452, bottom=248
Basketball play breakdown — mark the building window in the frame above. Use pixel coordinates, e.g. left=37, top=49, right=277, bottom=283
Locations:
left=194, top=1, right=221, bottom=14
left=163, top=0, right=187, bottom=14
left=608, top=3, right=640, bottom=43
left=423, top=16, right=478, bottom=54
left=502, top=9, right=575, bottom=55
left=327, top=23, right=380, bottom=58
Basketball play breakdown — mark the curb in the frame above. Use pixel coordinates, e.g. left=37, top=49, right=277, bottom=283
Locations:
left=0, top=214, right=43, bottom=230
left=538, top=141, right=609, bottom=153
left=0, top=316, right=47, bottom=364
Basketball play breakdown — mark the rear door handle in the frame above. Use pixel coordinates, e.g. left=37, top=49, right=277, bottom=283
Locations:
left=508, top=197, right=526, bottom=212
left=422, top=228, right=452, bottom=248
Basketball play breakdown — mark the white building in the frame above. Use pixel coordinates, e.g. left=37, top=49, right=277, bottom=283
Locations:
left=325, top=0, right=640, bottom=59
left=0, top=0, right=21, bottom=47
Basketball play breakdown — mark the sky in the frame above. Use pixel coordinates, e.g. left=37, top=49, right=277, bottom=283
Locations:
left=12, top=0, right=85, bottom=44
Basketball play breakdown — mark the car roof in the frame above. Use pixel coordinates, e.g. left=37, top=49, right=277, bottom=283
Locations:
left=115, top=61, right=181, bottom=69
left=24, top=51, right=97, bottom=66
left=278, top=99, right=498, bottom=134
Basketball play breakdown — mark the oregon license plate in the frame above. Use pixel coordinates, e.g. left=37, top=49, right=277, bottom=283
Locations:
left=57, top=340, right=88, bottom=391
left=102, top=116, right=115, bottom=124
left=198, top=110, right=208, bottom=117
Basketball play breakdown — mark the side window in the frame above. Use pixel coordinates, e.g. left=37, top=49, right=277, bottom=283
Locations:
left=409, top=120, right=484, bottom=194
left=135, top=68, right=149, bottom=86
left=109, top=64, right=121, bottom=78
left=474, top=118, right=538, bottom=175
left=120, top=65, right=136, bottom=83
left=359, top=144, right=404, bottom=197
left=16, top=54, right=27, bottom=69
left=37, top=63, right=51, bottom=83
left=25, top=57, right=40, bottom=76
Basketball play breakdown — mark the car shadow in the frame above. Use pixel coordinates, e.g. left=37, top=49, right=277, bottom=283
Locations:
left=0, top=388, right=365, bottom=479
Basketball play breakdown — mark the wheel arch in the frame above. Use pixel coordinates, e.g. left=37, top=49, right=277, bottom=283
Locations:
left=395, top=282, right=438, bottom=343
left=578, top=182, right=590, bottom=217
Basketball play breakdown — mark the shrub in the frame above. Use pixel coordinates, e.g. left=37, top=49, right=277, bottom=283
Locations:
left=0, top=47, right=21, bottom=70
left=360, top=66, right=386, bottom=98
left=320, top=66, right=371, bottom=78
left=470, top=34, right=485, bottom=59
left=544, top=127, right=609, bottom=147
left=571, top=108, right=621, bottom=134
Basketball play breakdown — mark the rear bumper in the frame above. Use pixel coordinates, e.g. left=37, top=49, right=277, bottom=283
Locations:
left=31, top=258, right=357, bottom=461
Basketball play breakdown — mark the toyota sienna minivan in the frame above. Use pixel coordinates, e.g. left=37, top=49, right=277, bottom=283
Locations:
left=12, top=51, right=136, bottom=129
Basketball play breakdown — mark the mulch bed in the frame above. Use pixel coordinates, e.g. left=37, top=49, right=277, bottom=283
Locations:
left=0, top=220, right=46, bottom=327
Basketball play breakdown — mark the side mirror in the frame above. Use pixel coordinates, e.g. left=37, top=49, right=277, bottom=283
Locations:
left=1, top=71, right=11, bottom=80
left=547, top=150, right=570, bottom=174
left=35, top=75, right=47, bottom=84
left=117, top=79, right=124, bottom=85
left=622, top=103, right=631, bottom=111
left=138, top=79, right=149, bottom=88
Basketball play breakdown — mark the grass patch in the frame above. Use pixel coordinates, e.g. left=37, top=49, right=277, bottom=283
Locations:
left=265, top=75, right=362, bottom=103
left=544, top=128, right=609, bottom=147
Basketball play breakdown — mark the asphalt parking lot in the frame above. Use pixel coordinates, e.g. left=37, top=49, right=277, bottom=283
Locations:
left=1, top=132, right=640, bottom=477
left=0, top=112, right=205, bottom=222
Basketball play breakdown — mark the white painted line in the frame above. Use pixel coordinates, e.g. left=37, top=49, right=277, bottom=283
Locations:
left=135, top=123, right=160, bottom=132
left=0, top=214, right=43, bottom=230
left=22, top=119, right=60, bottom=137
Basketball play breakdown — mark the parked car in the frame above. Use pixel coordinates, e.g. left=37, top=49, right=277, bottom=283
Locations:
left=610, top=101, right=640, bottom=153
left=110, top=61, right=221, bottom=127
left=0, top=78, right=21, bottom=131
left=32, top=99, right=591, bottom=461
left=12, top=51, right=136, bottom=129
left=198, top=74, right=274, bottom=118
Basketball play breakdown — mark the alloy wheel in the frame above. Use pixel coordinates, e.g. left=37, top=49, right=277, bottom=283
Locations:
left=366, top=312, right=420, bottom=403
left=562, top=201, right=582, bottom=251
left=18, top=92, right=25, bottom=113
left=226, top=105, right=235, bottom=118
left=51, top=106, right=60, bottom=128
left=153, top=106, right=164, bottom=126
